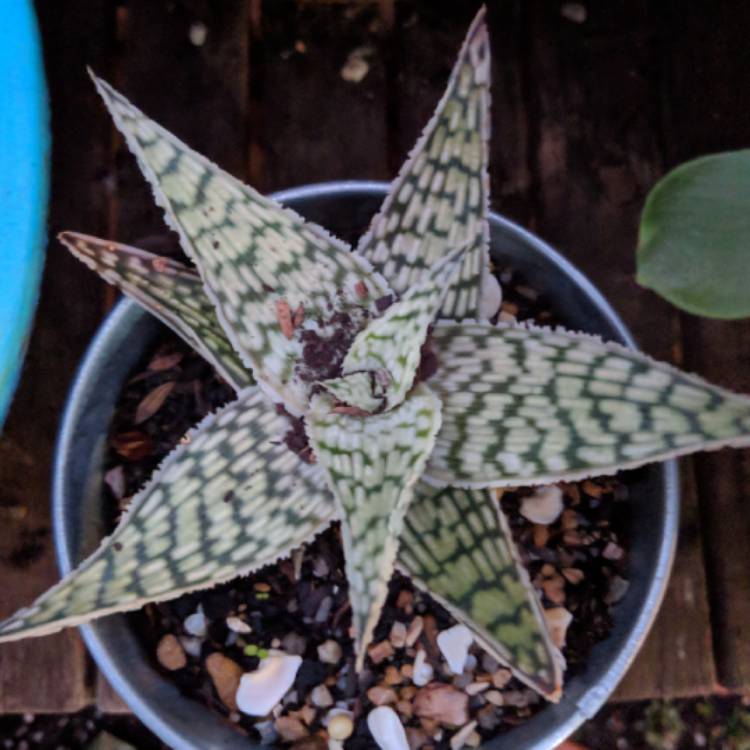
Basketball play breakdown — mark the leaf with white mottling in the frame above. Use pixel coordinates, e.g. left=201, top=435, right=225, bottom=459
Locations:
left=92, top=74, right=391, bottom=414
left=59, top=232, right=252, bottom=391
left=425, top=321, right=750, bottom=487
left=0, top=389, right=336, bottom=642
left=398, top=484, right=562, bottom=699
left=322, top=245, right=467, bottom=412
left=306, top=385, right=442, bottom=669
left=356, top=8, right=497, bottom=320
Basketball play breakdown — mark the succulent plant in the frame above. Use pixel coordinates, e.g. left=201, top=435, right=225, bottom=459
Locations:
left=2, top=8, right=750, bottom=709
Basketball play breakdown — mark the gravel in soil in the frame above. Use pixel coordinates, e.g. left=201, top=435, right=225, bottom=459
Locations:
left=97, top=263, right=633, bottom=748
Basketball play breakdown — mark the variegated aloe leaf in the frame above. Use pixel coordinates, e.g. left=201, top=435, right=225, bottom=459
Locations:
left=306, top=385, right=443, bottom=669
left=398, top=484, right=562, bottom=699
left=321, top=245, right=467, bottom=412
left=92, top=74, right=391, bottom=415
left=59, top=232, right=252, bottom=391
left=356, top=7, right=500, bottom=320
left=425, top=321, right=750, bottom=487
left=0, top=389, right=336, bottom=642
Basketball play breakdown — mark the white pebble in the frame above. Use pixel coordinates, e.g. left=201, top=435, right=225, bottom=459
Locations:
left=226, top=616, right=252, bottom=634
left=367, top=706, right=409, bottom=750
left=179, top=636, right=202, bottom=658
left=189, top=21, right=208, bottom=46
left=184, top=608, right=208, bottom=638
left=311, top=684, right=333, bottom=708
left=328, top=713, right=354, bottom=741
left=450, top=720, right=478, bottom=750
left=235, top=654, right=302, bottom=716
left=412, top=649, right=434, bottom=687
left=437, top=625, right=473, bottom=674
left=317, top=639, right=343, bottom=664
left=520, top=485, right=564, bottom=525
left=543, top=607, right=573, bottom=649
left=479, top=269, right=502, bottom=319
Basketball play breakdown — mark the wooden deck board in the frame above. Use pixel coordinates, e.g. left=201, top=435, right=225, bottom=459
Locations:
left=522, top=1, right=719, bottom=699
left=656, top=0, right=750, bottom=694
left=0, top=0, right=120, bottom=713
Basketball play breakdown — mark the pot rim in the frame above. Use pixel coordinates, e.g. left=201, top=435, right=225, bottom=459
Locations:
left=52, top=180, right=679, bottom=749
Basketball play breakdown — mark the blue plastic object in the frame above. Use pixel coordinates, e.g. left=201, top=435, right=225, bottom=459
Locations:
left=0, top=1, right=49, bottom=429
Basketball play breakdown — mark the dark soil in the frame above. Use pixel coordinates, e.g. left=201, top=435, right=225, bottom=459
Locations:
left=98, top=264, right=632, bottom=748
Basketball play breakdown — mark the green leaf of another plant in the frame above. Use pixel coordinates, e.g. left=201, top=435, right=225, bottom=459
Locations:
left=637, top=149, right=750, bottom=319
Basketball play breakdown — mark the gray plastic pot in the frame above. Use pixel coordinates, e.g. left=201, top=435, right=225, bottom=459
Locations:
left=53, top=181, right=679, bottom=750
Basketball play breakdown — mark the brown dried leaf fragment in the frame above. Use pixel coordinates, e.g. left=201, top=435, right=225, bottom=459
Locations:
left=148, top=351, right=184, bottom=372
left=276, top=299, right=294, bottom=340
left=134, top=381, right=176, bottom=424
left=111, top=430, right=153, bottom=461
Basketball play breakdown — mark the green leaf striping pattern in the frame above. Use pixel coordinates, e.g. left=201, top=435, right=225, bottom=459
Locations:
left=356, top=9, right=492, bottom=320
left=324, top=245, right=468, bottom=412
left=426, top=322, right=750, bottom=487
left=93, top=74, right=391, bottom=415
left=0, top=388, right=336, bottom=642
left=398, top=484, right=562, bottom=698
left=59, top=232, right=252, bottom=391
left=307, top=385, right=443, bottom=669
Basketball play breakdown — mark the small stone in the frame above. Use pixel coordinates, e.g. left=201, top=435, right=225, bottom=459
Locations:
left=533, top=524, right=550, bottom=548
left=477, top=705, right=502, bottom=731
left=436, top=625, right=473, bottom=674
left=184, top=609, right=208, bottom=638
left=385, top=665, right=403, bottom=686
left=405, top=616, right=424, bottom=647
left=502, top=689, right=535, bottom=708
left=400, top=664, right=414, bottom=681
left=544, top=607, right=573, bottom=648
left=465, top=731, right=482, bottom=748
left=275, top=716, right=308, bottom=742
left=449, top=720, right=478, bottom=750
left=479, top=271, right=502, bottom=319
left=396, top=590, right=414, bottom=614
left=311, top=684, right=333, bottom=708
left=367, top=705, right=409, bottom=750
left=367, top=685, right=398, bottom=706
left=491, top=668, right=512, bottom=689
left=605, top=575, right=630, bottom=605
left=406, top=727, right=428, bottom=750
left=602, top=541, right=624, bottom=561
left=520, top=485, right=564, bottom=525
left=541, top=574, right=566, bottom=605
left=236, top=654, right=303, bottom=716
left=396, top=699, right=414, bottom=719
left=312, top=555, right=330, bottom=577
left=179, top=636, right=202, bottom=658
left=156, top=634, right=187, bottom=671
left=188, top=21, right=208, bottom=46
left=254, top=718, right=278, bottom=745
left=562, top=568, right=585, bottom=585
left=315, top=596, right=333, bottom=623
left=317, top=639, right=342, bottom=664
left=328, top=713, right=354, bottom=741
left=561, top=2, right=587, bottom=23
left=561, top=508, right=579, bottom=531
left=480, top=653, right=500, bottom=673
left=390, top=621, right=408, bottom=648
left=205, top=653, right=243, bottom=711
left=414, top=683, right=469, bottom=727
left=340, top=48, right=370, bottom=84
left=464, top=682, right=489, bottom=696
left=282, top=632, right=308, bottom=656
left=226, top=616, right=252, bottom=634
left=412, top=649, right=434, bottom=687
left=484, top=690, right=504, bottom=706
left=291, top=737, right=327, bottom=750
left=368, top=640, right=395, bottom=665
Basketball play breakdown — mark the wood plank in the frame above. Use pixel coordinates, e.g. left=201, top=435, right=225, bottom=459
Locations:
left=255, top=0, right=391, bottom=194
left=655, top=0, right=750, bottom=694
left=524, top=0, right=718, bottom=699
left=0, top=0, right=119, bottom=713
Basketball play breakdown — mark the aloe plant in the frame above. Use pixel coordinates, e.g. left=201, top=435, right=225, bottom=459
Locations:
left=2, top=8, right=750, bottom=709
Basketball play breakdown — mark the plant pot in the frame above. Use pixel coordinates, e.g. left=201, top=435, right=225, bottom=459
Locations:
left=53, top=181, right=679, bottom=750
